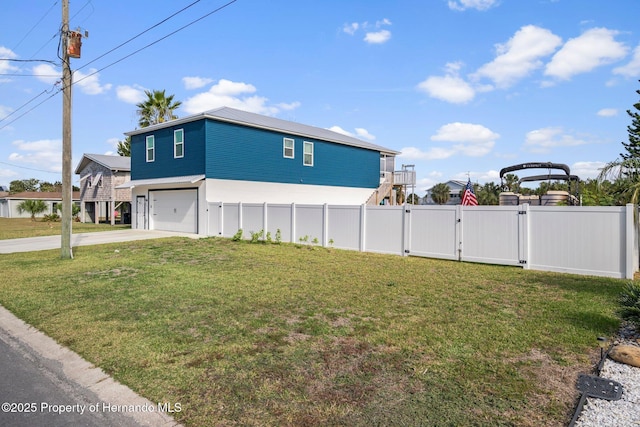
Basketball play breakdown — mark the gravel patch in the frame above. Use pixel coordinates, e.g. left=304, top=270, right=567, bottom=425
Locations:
left=575, top=323, right=640, bottom=427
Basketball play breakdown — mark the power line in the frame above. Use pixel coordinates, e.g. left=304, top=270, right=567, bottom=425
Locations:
left=0, top=160, right=60, bottom=174
left=0, top=58, right=59, bottom=65
left=11, top=1, right=59, bottom=52
left=75, top=0, right=202, bottom=73
left=0, top=0, right=239, bottom=130
left=74, top=0, right=238, bottom=87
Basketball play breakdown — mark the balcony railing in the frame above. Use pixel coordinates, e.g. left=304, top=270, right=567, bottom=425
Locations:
left=393, top=170, right=416, bottom=186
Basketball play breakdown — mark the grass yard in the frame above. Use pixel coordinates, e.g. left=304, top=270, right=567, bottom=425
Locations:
left=0, top=237, right=626, bottom=426
left=0, top=217, right=130, bottom=240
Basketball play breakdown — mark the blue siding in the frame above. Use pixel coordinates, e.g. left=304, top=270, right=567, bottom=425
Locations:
left=204, top=120, right=380, bottom=188
left=131, top=121, right=206, bottom=180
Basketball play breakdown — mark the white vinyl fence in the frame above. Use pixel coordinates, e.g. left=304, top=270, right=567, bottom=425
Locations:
left=207, top=202, right=639, bottom=279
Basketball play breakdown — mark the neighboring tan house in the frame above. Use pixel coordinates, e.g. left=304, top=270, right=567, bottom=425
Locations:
left=422, top=180, right=467, bottom=205
left=75, top=153, right=131, bottom=225
left=0, top=191, right=80, bottom=218
left=118, top=106, right=405, bottom=234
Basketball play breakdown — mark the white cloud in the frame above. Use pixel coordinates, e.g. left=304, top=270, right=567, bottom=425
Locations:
left=0, top=46, right=18, bottom=76
left=417, top=64, right=475, bottom=104
left=10, top=139, right=62, bottom=172
left=523, top=127, right=590, bottom=153
left=116, top=85, right=146, bottom=104
left=182, top=78, right=300, bottom=116
left=473, top=25, right=562, bottom=89
left=343, top=18, right=392, bottom=44
left=328, top=126, right=375, bottom=141
left=571, top=161, right=607, bottom=180
left=106, top=137, right=120, bottom=150
left=597, top=108, right=617, bottom=117
left=73, top=68, right=112, bottom=95
left=429, top=122, right=499, bottom=157
left=355, top=128, right=375, bottom=140
left=343, top=22, right=359, bottom=35
left=33, top=64, right=111, bottom=94
left=0, top=105, right=12, bottom=120
left=182, top=76, right=214, bottom=90
left=328, top=126, right=352, bottom=136
left=448, top=0, right=499, bottom=11
left=399, top=146, right=457, bottom=160
left=545, top=28, right=628, bottom=80
left=364, top=29, right=391, bottom=44
left=614, top=44, right=640, bottom=78
left=33, top=63, right=60, bottom=84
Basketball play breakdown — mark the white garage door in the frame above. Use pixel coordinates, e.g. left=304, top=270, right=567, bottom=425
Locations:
left=149, top=189, right=198, bottom=233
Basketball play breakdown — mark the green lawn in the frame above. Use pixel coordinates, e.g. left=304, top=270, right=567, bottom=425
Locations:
left=0, top=237, right=626, bottom=426
left=0, top=217, right=130, bottom=239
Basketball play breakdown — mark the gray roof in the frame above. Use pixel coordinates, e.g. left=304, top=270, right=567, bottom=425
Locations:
left=75, top=153, right=131, bottom=174
left=125, top=107, right=399, bottom=155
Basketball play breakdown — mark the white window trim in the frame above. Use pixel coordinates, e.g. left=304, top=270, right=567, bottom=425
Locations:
left=146, top=135, right=155, bottom=162
left=174, top=129, right=184, bottom=159
left=283, top=137, right=294, bottom=159
left=303, top=141, right=314, bottom=167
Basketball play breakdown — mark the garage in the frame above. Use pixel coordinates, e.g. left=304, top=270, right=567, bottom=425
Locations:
left=149, top=189, right=198, bottom=233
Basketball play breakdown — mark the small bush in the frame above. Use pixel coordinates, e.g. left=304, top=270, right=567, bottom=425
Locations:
left=42, top=213, right=60, bottom=222
left=232, top=229, right=243, bottom=241
left=275, top=229, right=282, bottom=244
left=618, top=281, right=640, bottom=326
left=250, top=230, right=264, bottom=243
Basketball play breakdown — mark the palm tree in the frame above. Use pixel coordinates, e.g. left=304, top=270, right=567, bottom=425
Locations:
left=597, top=158, right=640, bottom=205
left=431, top=183, right=450, bottom=205
left=17, top=199, right=48, bottom=221
left=136, top=90, right=182, bottom=128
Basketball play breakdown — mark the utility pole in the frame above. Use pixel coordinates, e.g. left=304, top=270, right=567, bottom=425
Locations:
left=61, top=0, right=73, bottom=259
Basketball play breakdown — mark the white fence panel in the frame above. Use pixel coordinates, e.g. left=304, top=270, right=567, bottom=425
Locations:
left=460, top=206, right=522, bottom=266
left=266, top=204, right=293, bottom=243
left=207, top=202, right=221, bottom=236
left=222, top=203, right=240, bottom=238
left=528, top=206, right=626, bottom=278
left=206, top=201, right=638, bottom=279
left=242, top=203, right=265, bottom=236
left=407, top=205, right=458, bottom=260
left=365, top=206, right=404, bottom=255
left=327, top=205, right=362, bottom=250
left=294, top=205, right=325, bottom=244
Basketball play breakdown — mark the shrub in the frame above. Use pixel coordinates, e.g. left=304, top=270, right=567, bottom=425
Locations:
left=618, top=281, right=640, bottom=326
left=42, top=213, right=60, bottom=222
left=232, top=229, right=243, bottom=241
left=250, top=230, right=264, bottom=243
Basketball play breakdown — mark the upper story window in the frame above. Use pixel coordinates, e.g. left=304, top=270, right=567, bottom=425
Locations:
left=303, top=141, right=314, bottom=166
left=174, top=129, right=184, bottom=158
left=283, top=138, right=294, bottom=159
left=146, top=135, right=155, bottom=162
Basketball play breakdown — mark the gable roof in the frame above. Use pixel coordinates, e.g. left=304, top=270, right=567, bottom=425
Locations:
left=74, top=153, right=131, bottom=174
left=125, top=107, right=399, bottom=155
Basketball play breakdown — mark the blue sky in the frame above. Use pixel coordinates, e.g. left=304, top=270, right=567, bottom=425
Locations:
left=1, top=0, right=639, bottom=194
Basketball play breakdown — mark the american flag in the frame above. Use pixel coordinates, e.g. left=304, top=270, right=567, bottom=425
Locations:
left=461, top=178, right=478, bottom=206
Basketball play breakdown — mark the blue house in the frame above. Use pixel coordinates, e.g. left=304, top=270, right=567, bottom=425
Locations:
left=120, top=107, right=399, bottom=234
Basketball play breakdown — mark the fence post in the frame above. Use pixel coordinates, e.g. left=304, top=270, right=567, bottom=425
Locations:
left=626, top=204, right=635, bottom=279
left=402, top=203, right=410, bottom=257
left=519, top=203, right=530, bottom=270
left=456, top=205, right=462, bottom=261
left=218, top=202, right=224, bottom=236
left=290, top=203, right=296, bottom=244
left=263, top=202, right=268, bottom=238
left=360, top=204, right=366, bottom=252
left=323, top=203, right=329, bottom=247
left=238, top=201, right=243, bottom=235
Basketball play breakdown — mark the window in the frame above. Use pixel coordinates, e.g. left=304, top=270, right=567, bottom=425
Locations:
left=303, top=141, right=314, bottom=166
left=174, top=129, right=184, bottom=158
left=146, top=135, right=155, bottom=162
left=283, top=138, right=294, bottom=159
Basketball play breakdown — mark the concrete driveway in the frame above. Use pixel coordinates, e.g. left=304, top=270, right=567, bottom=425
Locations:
left=0, top=230, right=204, bottom=254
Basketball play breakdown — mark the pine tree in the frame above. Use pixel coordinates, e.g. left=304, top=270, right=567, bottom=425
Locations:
left=620, top=81, right=640, bottom=160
